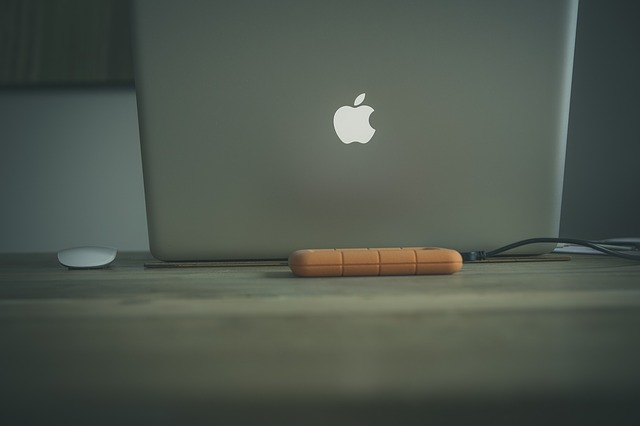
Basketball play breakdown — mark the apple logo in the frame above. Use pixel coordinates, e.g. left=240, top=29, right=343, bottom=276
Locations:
left=333, top=93, right=376, bottom=144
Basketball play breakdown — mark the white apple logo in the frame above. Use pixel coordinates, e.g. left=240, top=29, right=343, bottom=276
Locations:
left=333, top=93, right=376, bottom=144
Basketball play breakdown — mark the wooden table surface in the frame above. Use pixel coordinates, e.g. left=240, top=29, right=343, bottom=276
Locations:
left=1, top=253, right=639, bottom=425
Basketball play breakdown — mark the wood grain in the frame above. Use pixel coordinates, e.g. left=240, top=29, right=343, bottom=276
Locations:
left=1, top=252, right=640, bottom=425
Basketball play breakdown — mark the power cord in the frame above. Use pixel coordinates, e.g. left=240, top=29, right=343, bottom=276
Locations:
left=461, top=237, right=640, bottom=262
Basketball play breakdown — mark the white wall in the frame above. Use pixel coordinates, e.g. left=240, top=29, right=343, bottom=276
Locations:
left=0, top=87, right=149, bottom=253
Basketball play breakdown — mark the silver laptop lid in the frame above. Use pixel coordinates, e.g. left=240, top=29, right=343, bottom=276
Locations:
left=133, top=0, right=579, bottom=261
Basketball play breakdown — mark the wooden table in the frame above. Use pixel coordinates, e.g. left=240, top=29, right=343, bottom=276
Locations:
left=1, top=253, right=639, bottom=425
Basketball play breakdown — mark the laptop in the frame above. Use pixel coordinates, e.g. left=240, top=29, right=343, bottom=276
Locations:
left=132, top=0, right=579, bottom=261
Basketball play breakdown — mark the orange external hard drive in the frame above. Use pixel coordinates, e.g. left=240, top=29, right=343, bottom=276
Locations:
left=288, top=247, right=463, bottom=277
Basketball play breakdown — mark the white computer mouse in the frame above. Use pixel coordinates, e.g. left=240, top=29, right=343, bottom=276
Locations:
left=57, top=246, right=117, bottom=269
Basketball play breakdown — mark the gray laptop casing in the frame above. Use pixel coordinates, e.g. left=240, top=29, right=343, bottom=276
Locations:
left=132, top=0, right=579, bottom=261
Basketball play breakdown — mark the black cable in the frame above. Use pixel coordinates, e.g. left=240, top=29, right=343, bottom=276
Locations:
left=461, top=237, right=640, bottom=262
